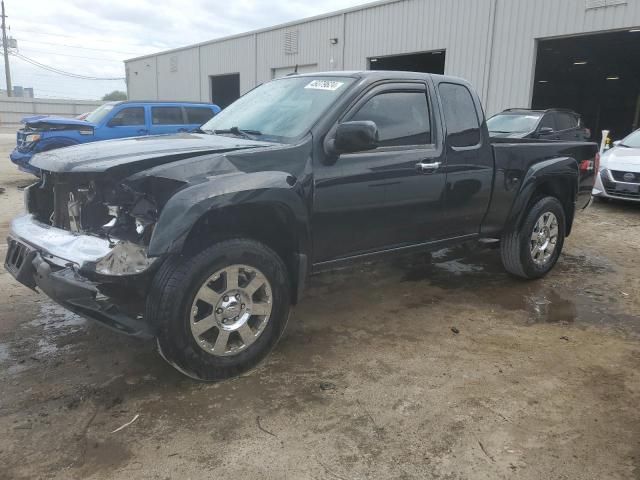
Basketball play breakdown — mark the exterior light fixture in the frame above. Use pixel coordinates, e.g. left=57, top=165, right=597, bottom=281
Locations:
left=606, top=76, right=620, bottom=80
left=573, top=61, right=588, bottom=65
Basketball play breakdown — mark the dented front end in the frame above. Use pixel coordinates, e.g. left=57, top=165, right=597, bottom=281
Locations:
left=5, top=171, right=178, bottom=338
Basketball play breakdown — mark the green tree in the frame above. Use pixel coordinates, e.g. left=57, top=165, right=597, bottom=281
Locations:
left=102, top=90, right=128, bottom=101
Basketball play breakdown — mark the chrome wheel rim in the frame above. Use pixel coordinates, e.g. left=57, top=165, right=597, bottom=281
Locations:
left=190, top=264, right=273, bottom=357
left=530, top=212, right=559, bottom=266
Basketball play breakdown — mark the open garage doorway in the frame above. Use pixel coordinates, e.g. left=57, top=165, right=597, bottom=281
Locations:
left=368, top=50, right=445, bottom=74
left=210, top=73, right=240, bottom=109
left=532, top=30, right=640, bottom=141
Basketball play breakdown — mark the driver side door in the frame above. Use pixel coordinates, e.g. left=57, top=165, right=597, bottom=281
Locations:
left=312, top=82, right=447, bottom=265
left=97, top=106, right=149, bottom=140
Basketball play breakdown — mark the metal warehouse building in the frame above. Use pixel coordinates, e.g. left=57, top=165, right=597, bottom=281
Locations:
left=125, top=0, right=640, bottom=138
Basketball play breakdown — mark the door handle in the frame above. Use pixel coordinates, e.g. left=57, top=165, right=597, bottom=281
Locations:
left=416, top=161, right=442, bottom=174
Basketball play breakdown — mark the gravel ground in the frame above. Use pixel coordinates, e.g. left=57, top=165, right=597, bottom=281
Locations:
left=1, top=134, right=639, bottom=479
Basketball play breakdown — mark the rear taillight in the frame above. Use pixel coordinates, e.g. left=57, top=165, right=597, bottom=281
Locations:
left=579, top=153, right=599, bottom=173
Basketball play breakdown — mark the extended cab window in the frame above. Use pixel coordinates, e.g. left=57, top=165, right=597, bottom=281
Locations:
left=539, top=114, right=556, bottom=131
left=110, top=107, right=145, bottom=126
left=185, top=107, right=215, bottom=124
left=351, top=91, right=430, bottom=147
left=556, top=112, right=578, bottom=131
left=439, top=83, right=480, bottom=148
left=152, top=107, right=184, bottom=125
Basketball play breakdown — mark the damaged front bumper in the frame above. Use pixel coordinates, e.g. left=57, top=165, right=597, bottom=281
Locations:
left=10, top=148, right=40, bottom=175
left=4, top=214, right=157, bottom=338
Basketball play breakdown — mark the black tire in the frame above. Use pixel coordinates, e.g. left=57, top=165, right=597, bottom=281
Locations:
left=147, top=239, right=290, bottom=381
left=500, top=196, right=566, bottom=279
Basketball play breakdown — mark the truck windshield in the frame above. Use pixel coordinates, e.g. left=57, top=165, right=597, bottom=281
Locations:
left=85, top=104, right=115, bottom=124
left=487, top=113, right=542, bottom=133
left=201, top=76, right=356, bottom=143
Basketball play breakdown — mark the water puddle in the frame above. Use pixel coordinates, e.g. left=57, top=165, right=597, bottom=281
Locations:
left=396, top=242, right=638, bottom=331
left=0, top=342, right=10, bottom=362
left=29, top=302, right=86, bottom=331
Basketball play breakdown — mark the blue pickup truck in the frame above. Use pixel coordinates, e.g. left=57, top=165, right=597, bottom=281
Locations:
left=11, top=101, right=221, bottom=174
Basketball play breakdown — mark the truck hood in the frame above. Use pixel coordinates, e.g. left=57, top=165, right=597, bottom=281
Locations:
left=602, top=146, right=640, bottom=172
left=22, top=115, right=96, bottom=129
left=30, top=133, right=278, bottom=174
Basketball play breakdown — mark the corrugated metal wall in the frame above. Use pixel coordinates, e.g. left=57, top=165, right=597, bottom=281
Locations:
left=256, top=14, right=344, bottom=84
left=125, top=0, right=640, bottom=115
left=486, top=0, right=640, bottom=114
left=199, top=35, right=257, bottom=100
left=343, top=0, right=494, bottom=101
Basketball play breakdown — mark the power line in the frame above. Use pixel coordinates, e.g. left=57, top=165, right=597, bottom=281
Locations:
left=16, top=47, right=124, bottom=62
left=14, top=38, right=148, bottom=56
left=13, top=28, right=159, bottom=50
left=10, top=51, right=125, bottom=80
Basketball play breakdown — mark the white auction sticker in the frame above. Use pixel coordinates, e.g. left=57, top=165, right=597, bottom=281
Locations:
left=304, top=80, right=345, bottom=91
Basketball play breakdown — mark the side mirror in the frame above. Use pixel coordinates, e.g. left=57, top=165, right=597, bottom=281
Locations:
left=326, top=121, right=378, bottom=157
left=108, top=118, right=123, bottom=127
left=537, top=126, right=554, bottom=136
left=613, top=140, right=622, bottom=147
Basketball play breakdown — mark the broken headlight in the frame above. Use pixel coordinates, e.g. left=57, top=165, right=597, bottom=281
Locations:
left=25, top=133, right=41, bottom=144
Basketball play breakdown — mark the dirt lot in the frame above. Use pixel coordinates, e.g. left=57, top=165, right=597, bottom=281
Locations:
left=1, top=134, right=639, bottom=479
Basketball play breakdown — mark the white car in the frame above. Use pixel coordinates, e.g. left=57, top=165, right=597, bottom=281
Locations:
left=593, top=129, right=640, bottom=202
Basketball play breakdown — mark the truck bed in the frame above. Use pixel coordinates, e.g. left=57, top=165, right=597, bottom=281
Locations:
left=481, top=139, right=599, bottom=237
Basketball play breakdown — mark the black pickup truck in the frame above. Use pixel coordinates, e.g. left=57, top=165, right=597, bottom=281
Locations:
left=5, top=71, right=598, bottom=380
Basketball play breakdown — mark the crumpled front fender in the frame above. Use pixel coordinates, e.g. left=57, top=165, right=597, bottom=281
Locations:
left=147, top=171, right=309, bottom=257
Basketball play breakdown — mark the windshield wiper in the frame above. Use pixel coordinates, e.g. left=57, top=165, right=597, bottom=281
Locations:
left=213, top=126, right=262, bottom=139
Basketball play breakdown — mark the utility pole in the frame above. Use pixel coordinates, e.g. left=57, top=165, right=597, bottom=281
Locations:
left=1, top=0, right=11, bottom=97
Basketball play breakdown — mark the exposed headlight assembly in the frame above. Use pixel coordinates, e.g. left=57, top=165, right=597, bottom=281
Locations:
left=25, top=133, right=41, bottom=143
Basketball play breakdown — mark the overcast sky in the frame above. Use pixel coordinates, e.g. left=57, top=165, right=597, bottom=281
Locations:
left=5, top=0, right=374, bottom=101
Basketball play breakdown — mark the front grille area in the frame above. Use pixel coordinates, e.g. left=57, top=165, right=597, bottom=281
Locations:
left=601, top=171, right=640, bottom=200
left=5, top=238, right=30, bottom=274
left=604, top=187, right=640, bottom=199
left=611, top=170, right=640, bottom=184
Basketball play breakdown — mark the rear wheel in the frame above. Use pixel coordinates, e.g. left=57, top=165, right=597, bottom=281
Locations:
left=148, top=239, right=290, bottom=381
left=500, top=196, right=566, bottom=279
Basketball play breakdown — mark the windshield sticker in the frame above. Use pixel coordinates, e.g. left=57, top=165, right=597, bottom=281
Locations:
left=304, top=80, right=345, bottom=91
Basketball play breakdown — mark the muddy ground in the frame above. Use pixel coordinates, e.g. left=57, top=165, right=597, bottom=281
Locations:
left=1, top=134, right=639, bottom=479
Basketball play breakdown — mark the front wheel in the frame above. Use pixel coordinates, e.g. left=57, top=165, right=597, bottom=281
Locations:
left=500, top=196, right=566, bottom=279
left=148, top=239, right=291, bottom=381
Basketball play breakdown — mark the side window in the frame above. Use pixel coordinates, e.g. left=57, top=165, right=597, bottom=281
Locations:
left=350, top=91, right=430, bottom=147
left=110, top=107, right=145, bottom=126
left=539, top=113, right=557, bottom=131
left=438, top=83, right=480, bottom=148
left=557, top=113, right=578, bottom=131
left=185, top=107, right=215, bottom=125
left=152, top=106, right=184, bottom=125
